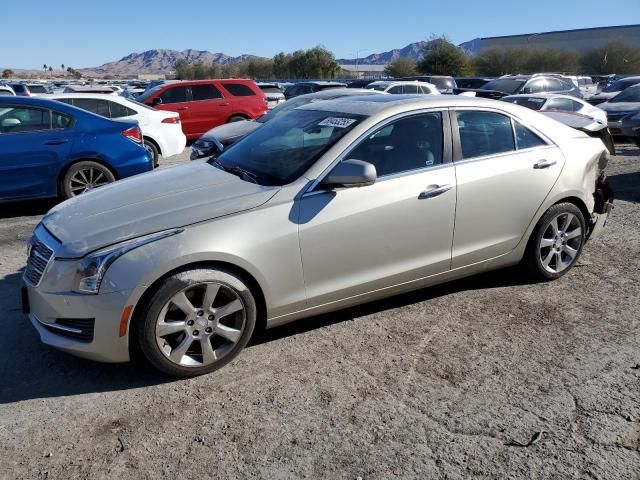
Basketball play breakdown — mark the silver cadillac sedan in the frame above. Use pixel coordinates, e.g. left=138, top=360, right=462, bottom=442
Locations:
left=23, top=95, right=613, bottom=377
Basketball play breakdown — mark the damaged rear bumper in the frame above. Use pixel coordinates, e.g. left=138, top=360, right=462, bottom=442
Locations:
left=588, top=174, right=614, bottom=240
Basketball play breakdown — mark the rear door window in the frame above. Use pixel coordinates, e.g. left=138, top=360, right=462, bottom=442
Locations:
left=72, top=98, right=110, bottom=117
left=455, top=111, right=515, bottom=159
left=513, top=122, right=547, bottom=150
left=191, top=84, right=223, bottom=101
left=403, top=84, right=419, bottom=94
left=108, top=101, right=136, bottom=118
left=222, top=83, right=255, bottom=96
left=545, top=97, right=575, bottom=111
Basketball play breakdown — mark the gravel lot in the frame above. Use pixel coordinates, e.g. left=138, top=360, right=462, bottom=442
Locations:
left=0, top=144, right=639, bottom=479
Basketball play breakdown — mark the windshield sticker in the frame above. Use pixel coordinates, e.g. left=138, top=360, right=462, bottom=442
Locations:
left=318, top=117, right=357, bottom=128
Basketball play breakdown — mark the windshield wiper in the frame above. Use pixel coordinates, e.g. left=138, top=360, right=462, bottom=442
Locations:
left=212, top=159, right=258, bottom=184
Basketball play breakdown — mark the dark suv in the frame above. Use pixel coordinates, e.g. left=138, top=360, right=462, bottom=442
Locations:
left=472, top=75, right=582, bottom=99
left=283, top=81, right=346, bottom=99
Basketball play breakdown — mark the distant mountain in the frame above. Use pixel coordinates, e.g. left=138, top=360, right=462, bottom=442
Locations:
left=337, top=41, right=427, bottom=65
left=80, top=49, right=262, bottom=76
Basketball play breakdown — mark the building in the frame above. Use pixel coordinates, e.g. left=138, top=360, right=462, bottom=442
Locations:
left=340, top=64, right=387, bottom=79
left=460, top=24, right=640, bottom=55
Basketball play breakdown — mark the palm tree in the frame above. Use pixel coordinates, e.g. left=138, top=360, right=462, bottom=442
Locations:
left=48, top=66, right=53, bottom=77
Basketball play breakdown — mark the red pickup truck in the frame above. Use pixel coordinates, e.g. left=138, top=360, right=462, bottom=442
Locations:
left=138, top=79, right=268, bottom=140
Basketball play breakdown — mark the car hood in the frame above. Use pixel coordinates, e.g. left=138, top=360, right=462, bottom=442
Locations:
left=43, top=161, right=279, bottom=258
left=599, top=102, right=640, bottom=113
left=200, top=120, right=262, bottom=144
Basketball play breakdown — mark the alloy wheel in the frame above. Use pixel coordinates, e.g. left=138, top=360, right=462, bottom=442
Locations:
left=155, top=282, right=246, bottom=367
left=69, top=167, right=111, bottom=196
left=539, top=212, right=583, bottom=274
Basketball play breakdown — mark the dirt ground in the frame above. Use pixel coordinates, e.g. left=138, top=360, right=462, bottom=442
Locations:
left=0, top=145, right=638, bottom=480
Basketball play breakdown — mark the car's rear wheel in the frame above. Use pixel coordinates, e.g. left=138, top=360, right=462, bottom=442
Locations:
left=137, top=268, right=256, bottom=378
left=523, top=203, right=586, bottom=281
left=143, top=140, right=160, bottom=167
left=61, top=161, right=115, bottom=199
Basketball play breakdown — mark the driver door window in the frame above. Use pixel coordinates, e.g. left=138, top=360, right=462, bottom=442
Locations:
left=348, top=113, right=443, bottom=177
left=159, top=86, right=188, bottom=104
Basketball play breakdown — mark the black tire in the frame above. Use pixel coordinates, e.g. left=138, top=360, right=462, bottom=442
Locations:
left=143, top=139, right=160, bottom=167
left=137, top=268, right=257, bottom=378
left=523, top=202, right=586, bottom=281
left=61, top=161, right=116, bottom=199
left=227, top=115, right=247, bottom=123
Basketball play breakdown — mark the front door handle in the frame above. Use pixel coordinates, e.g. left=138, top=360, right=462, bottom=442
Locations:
left=44, top=139, right=69, bottom=146
left=418, top=184, right=452, bottom=200
left=533, top=159, right=557, bottom=169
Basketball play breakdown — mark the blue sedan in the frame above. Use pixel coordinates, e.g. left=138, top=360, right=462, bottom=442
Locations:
left=0, top=96, right=152, bottom=202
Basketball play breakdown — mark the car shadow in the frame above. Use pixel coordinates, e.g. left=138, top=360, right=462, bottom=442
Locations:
left=0, top=266, right=532, bottom=405
left=0, top=198, right=57, bottom=219
left=607, top=171, right=640, bottom=203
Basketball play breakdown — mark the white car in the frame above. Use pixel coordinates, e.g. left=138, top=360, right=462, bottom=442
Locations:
left=257, top=83, right=285, bottom=109
left=0, top=85, right=15, bottom=96
left=501, top=94, right=607, bottom=124
left=46, top=93, right=186, bottom=164
left=366, top=80, right=440, bottom=95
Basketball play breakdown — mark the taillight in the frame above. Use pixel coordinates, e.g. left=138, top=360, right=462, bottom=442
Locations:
left=22, top=92, right=30, bottom=97
left=161, top=117, right=180, bottom=124
left=122, top=126, right=142, bottom=144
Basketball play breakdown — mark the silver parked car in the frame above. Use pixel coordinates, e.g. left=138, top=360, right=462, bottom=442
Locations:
left=23, top=95, right=613, bottom=377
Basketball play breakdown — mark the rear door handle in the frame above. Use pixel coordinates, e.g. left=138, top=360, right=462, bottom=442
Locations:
left=44, top=139, right=69, bottom=146
left=418, top=184, right=452, bottom=200
left=533, top=159, right=557, bottom=169
left=220, top=102, right=230, bottom=106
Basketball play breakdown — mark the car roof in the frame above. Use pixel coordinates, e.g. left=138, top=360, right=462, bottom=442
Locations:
left=298, top=94, right=512, bottom=116
left=503, top=93, right=584, bottom=101
left=293, top=88, right=384, bottom=101
left=295, top=81, right=346, bottom=87
left=44, top=93, right=130, bottom=101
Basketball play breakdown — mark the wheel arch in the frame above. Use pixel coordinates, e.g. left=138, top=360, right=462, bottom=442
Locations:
left=142, top=135, right=162, bottom=156
left=127, top=260, right=268, bottom=360
left=553, top=196, right=590, bottom=229
left=57, top=157, right=119, bottom=196
left=226, top=113, right=251, bottom=123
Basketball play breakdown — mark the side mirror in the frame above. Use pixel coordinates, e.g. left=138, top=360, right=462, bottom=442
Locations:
left=321, top=159, right=376, bottom=188
left=151, top=97, right=163, bottom=106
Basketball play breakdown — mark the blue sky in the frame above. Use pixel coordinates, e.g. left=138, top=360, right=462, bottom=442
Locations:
left=2, top=0, right=638, bottom=69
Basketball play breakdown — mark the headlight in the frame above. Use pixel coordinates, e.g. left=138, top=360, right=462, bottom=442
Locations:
left=75, top=228, right=183, bottom=294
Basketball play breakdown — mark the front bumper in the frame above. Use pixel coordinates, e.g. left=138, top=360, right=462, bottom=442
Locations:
left=24, top=281, right=134, bottom=363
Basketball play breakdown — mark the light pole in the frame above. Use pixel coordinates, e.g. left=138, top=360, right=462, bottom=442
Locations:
left=350, top=49, right=368, bottom=78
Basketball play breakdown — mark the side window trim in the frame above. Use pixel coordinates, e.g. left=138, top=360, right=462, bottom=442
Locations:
left=305, top=109, right=453, bottom=195
left=451, top=107, right=555, bottom=162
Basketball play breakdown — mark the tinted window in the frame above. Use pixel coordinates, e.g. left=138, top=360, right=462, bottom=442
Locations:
left=52, top=111, right=72, bottom=129
left=526, top=79, right=546, bottom=93
left=0, top=90, right=13, bottom=96
left=456, top=111, right=515, bottom=159
left=28, top=85, right=48, bottom=93
left=388, top=85, right=403, bottom=94
left=514, top=122, right=546, bottom=149
left=11, top=84, right=25, bottom=93
left=348, top=113, right=443, bottom=177
left=480, top=79, right=525, bottom=94
left=0, top=107, right=50, bottom=133
left=222, top=83, right=255, bottom=97
left=108, top=101, right=136, bottom=118
left=501, top=96, right=545, bottom=111
left=55, top=98, right=74, bottom=106
left=419, top=85, right=434, bottom=94
left=159, top=85, right=188, bottom=104
left=403, top=84, right=419, bottom=94
left=546, top=78, right=565, bottom=92
left=192, top=84, right=223, bottom=101
left=545, top=97, right=575, bottom=111
left=259, top=87, right=282, bottom=94
left=72, top=98, right=110, bottom=117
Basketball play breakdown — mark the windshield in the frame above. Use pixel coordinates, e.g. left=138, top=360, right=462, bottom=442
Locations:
left=603, top=79, right=640, bottom=93
left=480, top=79, right=526, bottom=94
left=610, top=87, right=640, bottom=103
left=501, top=96, right=546, bottom=110
left=213, top=109, right=365, bottom=186
left=367, top=84, right=390, bottom=91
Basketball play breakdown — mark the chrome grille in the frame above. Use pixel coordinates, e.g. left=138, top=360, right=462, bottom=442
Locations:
left=25, top=235, right=54, bottom=286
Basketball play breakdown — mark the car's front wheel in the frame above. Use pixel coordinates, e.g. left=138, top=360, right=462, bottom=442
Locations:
left=61, top=161, right=116, bottom=199
left=523, top=202, right=586, bottom=281
left=137, top=268, right=257, bottom=377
